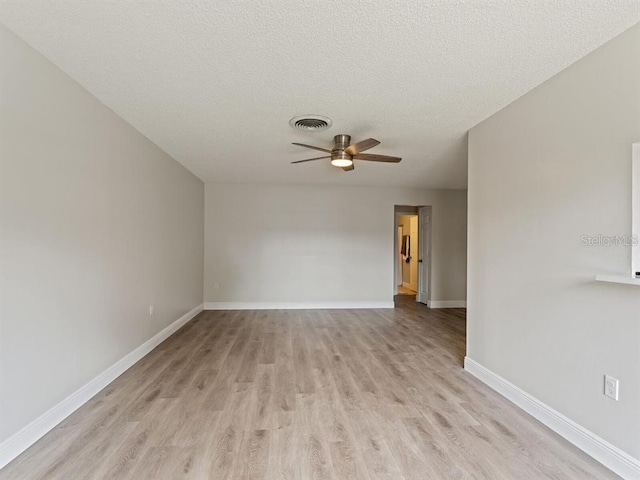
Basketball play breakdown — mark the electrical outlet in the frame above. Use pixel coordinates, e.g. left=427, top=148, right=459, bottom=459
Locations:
left=149, top=305, right=154, bottom=316
left=213, top=282, right=219, bottom=290
left=604, top=375, right=619, bottom=401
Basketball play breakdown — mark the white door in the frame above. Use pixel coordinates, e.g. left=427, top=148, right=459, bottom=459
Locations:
left=417, top=207, right=430, bottom=304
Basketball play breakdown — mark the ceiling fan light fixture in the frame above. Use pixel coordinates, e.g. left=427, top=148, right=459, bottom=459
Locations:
left=291, top=134, right=401, bottom=171
left=331, top=150, right=353, bottom=167
left=331, top=158, right=353, bottom=167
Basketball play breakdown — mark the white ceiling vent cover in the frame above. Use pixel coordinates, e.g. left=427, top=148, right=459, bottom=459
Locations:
left=289, top=114, right=332, bottom=132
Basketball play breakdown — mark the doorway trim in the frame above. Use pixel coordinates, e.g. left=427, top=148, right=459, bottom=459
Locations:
left=394, top=205, right=431, bottom=304
left=396, top=225, right=404, bottom=292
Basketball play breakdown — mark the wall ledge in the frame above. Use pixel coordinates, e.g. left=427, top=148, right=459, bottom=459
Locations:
left=464, top=357, right=640, bottom=480
left=0, top=304, right=204, bottom=470
left=595, top=274, right=640, bottom=286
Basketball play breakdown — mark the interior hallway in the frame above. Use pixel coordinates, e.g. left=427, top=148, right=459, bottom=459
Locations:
left=397, top=285, right=416, bottom=295
left=0, top=298, right=616, bottom=479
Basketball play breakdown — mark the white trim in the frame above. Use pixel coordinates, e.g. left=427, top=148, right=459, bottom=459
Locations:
left=427, top=300, right=467, bottom=308
left=595, top=274, right=640, bottom=286
left=464, top=357, right=640, bottom=480
left=632, top=143, right=639, bottom=276
left=0, top=304, right=203, bottom=470
left=401, top=282, right=415, bottom=290
left=204, top=301, right=394, bottom=310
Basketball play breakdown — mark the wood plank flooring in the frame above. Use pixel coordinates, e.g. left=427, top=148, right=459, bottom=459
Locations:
left=0, top=296, right=618, bottom=479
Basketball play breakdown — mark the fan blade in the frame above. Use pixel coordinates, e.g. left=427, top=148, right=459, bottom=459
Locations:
left=291, top=155, right=331, bottom=164
left=345, top=138, right=380, bottom=155
left=353, top=153, right=401, bottom=163
left=292, top=142, right=331, bottom=153
left=342, top=164, right=355, bottom=172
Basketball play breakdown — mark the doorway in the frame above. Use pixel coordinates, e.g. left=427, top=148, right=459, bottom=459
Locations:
left=394, top=206, right=431, bottom=304
left=397, top=214, right=418, bottom=295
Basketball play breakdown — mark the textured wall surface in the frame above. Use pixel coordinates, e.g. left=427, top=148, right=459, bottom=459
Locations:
left=468, top=24, right=640, bottom=458
left=0, top=25, right=204, bottom=442
left=204, top=184, right=467, bottom=304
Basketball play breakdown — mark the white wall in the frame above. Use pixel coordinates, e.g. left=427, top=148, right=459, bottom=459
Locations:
left=204, top=183, right=466, bottom=305
left=0, top=25, right=204, bottom=443
left=468, top=23, right=640, bottom=459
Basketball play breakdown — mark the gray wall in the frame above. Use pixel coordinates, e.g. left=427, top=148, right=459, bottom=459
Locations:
left=0, top=25, right=204, bottom=442
left=468, top=24, right=640, bottom=458
left=204, top=183, right=467, bottom=305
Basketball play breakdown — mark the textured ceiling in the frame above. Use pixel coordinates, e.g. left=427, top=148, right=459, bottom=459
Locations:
left=1, top=1, right=638, bottom=188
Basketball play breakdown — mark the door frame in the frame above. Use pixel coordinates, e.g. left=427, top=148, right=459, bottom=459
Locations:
left=396, top=225, right=404, bottom=291
left=394, top=211, right=405, bottom=296
left=393, top=206, right=431, bottom=303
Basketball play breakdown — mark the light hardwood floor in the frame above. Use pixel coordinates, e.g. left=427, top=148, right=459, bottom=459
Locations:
left=1, top=296, right=617, bottom=479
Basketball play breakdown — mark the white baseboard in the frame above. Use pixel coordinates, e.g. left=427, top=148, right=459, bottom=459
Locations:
left=0, top=303, right=203, bottom=470
left=204, top=301, right=394, bottom=310
left=464, top=357, right=640, bottom=480
left=427, top=300, right=467, bottom=308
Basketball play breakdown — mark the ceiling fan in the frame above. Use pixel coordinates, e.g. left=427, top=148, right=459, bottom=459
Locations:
left=291, top=134, right=402, bottom=172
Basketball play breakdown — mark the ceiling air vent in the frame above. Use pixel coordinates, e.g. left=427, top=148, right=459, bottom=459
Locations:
left=289, top=114, right=332, bottom=132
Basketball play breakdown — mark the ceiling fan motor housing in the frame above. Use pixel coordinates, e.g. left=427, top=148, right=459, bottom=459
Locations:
left=332, top=134, right=352, bottom=161
left=333, top=134, right=351, bottom=150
